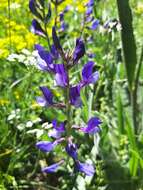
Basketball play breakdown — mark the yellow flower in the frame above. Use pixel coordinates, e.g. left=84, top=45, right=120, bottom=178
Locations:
left=0, top=99, right=9, bottom=105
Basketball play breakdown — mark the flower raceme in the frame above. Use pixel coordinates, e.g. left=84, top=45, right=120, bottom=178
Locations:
left=29, top=0, right=102, bottom=177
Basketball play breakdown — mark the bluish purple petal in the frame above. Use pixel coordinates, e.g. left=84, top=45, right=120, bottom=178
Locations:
left=75, top=161, right=95, bottom=176
left=50, top=44, right=59, bottom=59
left=65, top=141, right=78, bottom=159
left=86, top=7, right=93, bottom=15
left=36, top=96, right=47, bottom=107
left=48, top=129, right=62, bottom=139
left=54, top=64, right=68, bottom=87
left=70, top=86, right=82, bottom=107
left=36, top=141, right=57, bottom=152
left=73, top=38, right=85, bottom=63
left=39, top=86, right=53, bottom=105
left=42, top=160, right=64, bottom=173
left=82, top=61, right=94, bottom=80
left=80, top=117, right=101, bottom=134
left=31, top=19, right=45, bottom=37
left=52, top=119, right=66, bottom=132
left=91, top=20, right=100, bottom=30
left=87, top=0, right=94, bottom=7
left=29, top=0, right=42, bottom=19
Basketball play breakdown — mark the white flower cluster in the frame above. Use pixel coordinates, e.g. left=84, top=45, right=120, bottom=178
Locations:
left=7, top=49, right=45, bottom=68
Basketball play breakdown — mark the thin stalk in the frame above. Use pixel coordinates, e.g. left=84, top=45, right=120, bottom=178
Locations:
left=65, top=63, right=71, bottom=137
left=54, top=3, right=58, bottom=27
left=131, top=44, right=143, bottom=135
left=43, top=2, right=51, bottom=50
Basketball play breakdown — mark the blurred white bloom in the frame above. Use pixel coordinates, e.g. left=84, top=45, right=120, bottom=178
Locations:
left=7, top=114, right=16, bottom=121
left=32, top=117, right=42, bottom=124
left=27, top=129, right=44, bottom=138
left=10, top=3, right=21, bottom=9
left=42, top=122, right=52, bottom=129
left=26, top=121, right=33, bottom=128
left=16, top=123, right=25, bottom=131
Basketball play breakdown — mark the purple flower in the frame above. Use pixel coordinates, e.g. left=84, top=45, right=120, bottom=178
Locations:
left=31, top=19, right=45, bottom=37
left=73, top=38, right=85, bottom=63
left=87, top=0, right=94, bottom=7
left=70, top=85, right=82, bottom=107
left=86, top=7, right=93, bottom=15
left=80, top=117, right=101, bottom=134
left=36, top=138, right=64, bottom=152
left=36, top=141, right=57, bottom=152
left=48, top=119, right=66, bottom=139
left=42, top=160, right=64, bottom=173
left=52, top=119, right=66, bottom=132
left=65, top=140, right=78, bottom=159
left=35, top=44, right=53, bottom=71
left=50, top=44, right=59, bottom=59
left=80, top=61, right=99, bottom=88
left=91, top=19, right=100, bottom=30
left=54, top=64, right=68, bottom=87
left=75, top=161, right=95, bottom=176
left=36, top=86, right=53, bottom=107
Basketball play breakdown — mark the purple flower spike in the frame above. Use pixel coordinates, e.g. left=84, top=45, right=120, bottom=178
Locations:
left=54, top=64, right=68, bottom=87
left=70, top=85, right=82, bottom=107
left=52, top=27, right=63, bottom=52
left=36, top=86, right=53, bottom=107
left=80, top=117, right=101, bottom=134
left=73, top=38, right=85, bottom=63
left=36, top=141, right=57, bottom=152
left=42, top=160, right=64, bottom=173
left=80, top=61, right=99, bottom=88
left=75, top=161, right=95, bottom=176
left=91, top=20, right=100, bottom=30
left=31, top=19, right=45, bottom=37
left=65, top=140, right=78, bottom=159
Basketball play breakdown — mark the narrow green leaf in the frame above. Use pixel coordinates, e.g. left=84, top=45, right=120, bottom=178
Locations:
left=116, top=0, right=137, bottom=89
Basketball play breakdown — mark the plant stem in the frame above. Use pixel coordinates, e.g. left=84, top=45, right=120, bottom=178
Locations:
left=43, top=2, right=51, bottom=50
left=65, top=62, right=71, bottom=137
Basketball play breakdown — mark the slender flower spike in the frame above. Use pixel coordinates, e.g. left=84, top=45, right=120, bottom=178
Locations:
left=80, top=117, right=101, bottom=134
left=31, top=19, right=45, bottom=37
left=65, top=140, right=78, bottom=159
left=75, top=161, right=95, bottom=176
left=29, top=0, right=42, bottom=20
left=42, top=160, right=64, bottom=173
left=80, top=61, right=99, bottom=88
left=70, top=85, right=82, bottom=107
left=36, top=86, right=54, bottom=107
left=36, top=141, right=57, bottom=152
left=73, top=38, right=85, bottom=63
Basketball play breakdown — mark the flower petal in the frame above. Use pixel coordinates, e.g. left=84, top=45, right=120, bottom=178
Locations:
left=31, top=19, right=45, bottom=37
left=52, top=27, right=63, bottom=52
left=75, top=161, right=95, bottom=176
left=39, top=86, right=53, bottom=105
left=65, top=141, right=78, bottom=159
left=42, top=160, right=64, bottom=173
left=73, top=38, right=85, bottom=63
left=91, top=20, right=100, bottom=30
left=70, top=86, right=82, bottom=107
left=80, top=117, right=101, bottom=134
left=36, top=141, right=56, bottom=152
left=54, top=64, right=68, bottom=87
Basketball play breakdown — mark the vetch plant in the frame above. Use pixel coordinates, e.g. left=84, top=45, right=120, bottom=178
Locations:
left=29, top=0, right=102, bottom=176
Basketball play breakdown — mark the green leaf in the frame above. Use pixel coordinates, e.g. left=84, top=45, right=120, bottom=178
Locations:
left=116, top=0, right=137, bottom=89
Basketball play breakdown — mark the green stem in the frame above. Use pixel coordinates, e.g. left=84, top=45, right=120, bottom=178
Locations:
left=65, top=66, right=71, bottom=137
left=43, top=2, right=51, bottom=50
